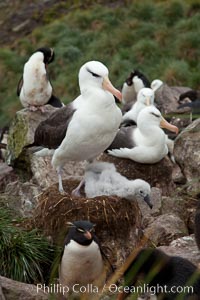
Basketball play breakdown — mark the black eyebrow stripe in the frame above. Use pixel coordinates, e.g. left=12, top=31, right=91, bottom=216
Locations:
left=86, top=68, right=100, bottom=77
left=151, top=112, right=160, bottom=118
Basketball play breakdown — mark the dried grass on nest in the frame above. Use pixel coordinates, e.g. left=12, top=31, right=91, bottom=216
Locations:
left=32, top=179, right=142, bottom=244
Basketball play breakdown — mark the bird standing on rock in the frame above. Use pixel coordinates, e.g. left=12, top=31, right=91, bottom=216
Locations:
left=59, top=220, right=107, bottom=299
left=17, top=47, right=62, bottom=112
left=30, top=60, right=122, bottom=194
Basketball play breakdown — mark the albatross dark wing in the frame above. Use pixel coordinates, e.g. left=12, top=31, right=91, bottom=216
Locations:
left=33, top=103, right=76, bottom=149
left=106, top=126, right=136, bottom=151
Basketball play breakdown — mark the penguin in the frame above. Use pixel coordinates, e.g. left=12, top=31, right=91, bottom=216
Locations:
left=177, top=99, right=200, bottom=122
left=117, top=248, right=200, bottom=300
left=178, top=89, right=200, bottom=104
left=59, top=220, right=109, bottom=299
left=121, top=69, right=151, bottom=106
left=17, top=47, right=62, bottom=112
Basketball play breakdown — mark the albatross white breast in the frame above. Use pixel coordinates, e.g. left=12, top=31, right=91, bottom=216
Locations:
left=31, top=60, right=122, bottom=194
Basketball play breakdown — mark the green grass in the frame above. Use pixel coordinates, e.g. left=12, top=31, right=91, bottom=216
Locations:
left=0, top=0, right=200, bottom=126
left=0, top=207, right=55, bottom=284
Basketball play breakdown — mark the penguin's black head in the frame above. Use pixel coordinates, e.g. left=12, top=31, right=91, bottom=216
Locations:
left=66, top=220, right=95, bottom=246
left=132, top=69, right=151, bottom=87
left=35, top=47, right=55, bottom=64
left=125, top=71, right=135, bottom=86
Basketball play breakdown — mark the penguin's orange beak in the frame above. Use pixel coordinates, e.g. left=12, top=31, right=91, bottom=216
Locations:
left=84, top=231, right=92, bottom=240
left=102, top=76, right=122, bottom=101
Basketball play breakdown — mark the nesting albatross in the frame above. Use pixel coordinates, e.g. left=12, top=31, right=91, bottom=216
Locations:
left=30, top=61, right=122, bottom=194
left=107, top=106, right=178, bottom=164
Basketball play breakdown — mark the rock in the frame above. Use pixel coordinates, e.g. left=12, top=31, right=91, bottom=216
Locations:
left=0, top=162, right=18, bottom=192
left=0, top=281, right=6, bottom=300
left=144, top=213, right=188, bottom=246
left=0, top=276, right=48, bottom=300
left=162, top=194, right=197, bottom=234
left=6, top=107, right=86, bottom=187
left=0, top=181, right=42, bottom=217
left=137, top=187, right=162, bottom=228
left=194, top=199, right=200, bottom=250
left=154, top=83, right=191, bottom=115
left=99, top=154, right=174, bottom=196
left=174, top=118, right=200, bottom=194
left=12, top=20, right=30, bottom=32
left=172, top=163, right=186, bottom=184
left=31, top=178, right=143, bottom=267
left=158, top=234, right=200, bottom=266
left=6, top=106, right=56, bottom=166
left=29, top=155, right=85, bottom=190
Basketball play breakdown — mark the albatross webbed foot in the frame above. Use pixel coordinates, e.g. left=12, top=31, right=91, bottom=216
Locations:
left=71, top=179, right=85, bottom=197
left=39, top=105, right=47, bottom=113
left=29, top=105, right=38, bottom=112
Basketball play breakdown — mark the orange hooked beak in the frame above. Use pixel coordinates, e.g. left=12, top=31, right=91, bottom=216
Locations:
left=160, top=117, right=179, bottom=134
left=102, top=76, right=122, bottom=101
left=84, top=231, right=92, bottom=240
left=145, top=97, right=151, bottom=106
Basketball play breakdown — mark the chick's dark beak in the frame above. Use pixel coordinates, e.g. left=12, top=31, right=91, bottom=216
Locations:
left=84, top=231, right=92, bottom=240
left=144, top=195, right=153, bottom=209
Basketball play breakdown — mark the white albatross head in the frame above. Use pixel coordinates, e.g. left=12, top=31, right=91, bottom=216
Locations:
left=137, top=106, right=179, bottom=134
left=137, top=87, right=155, bottom=106
left=78, top=60, right=122, bottom=101
left=151, top=79, right=163, bottom=92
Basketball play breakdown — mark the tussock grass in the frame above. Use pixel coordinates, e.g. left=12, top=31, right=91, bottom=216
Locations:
left=0, top=207, right=54, bottom=284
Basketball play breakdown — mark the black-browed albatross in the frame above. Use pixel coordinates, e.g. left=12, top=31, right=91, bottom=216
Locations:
left=107, top=106, right=178, bottom=164
left=30, top=60, right=122, bottom=194
left=121, top=87, right=155, bottom=126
